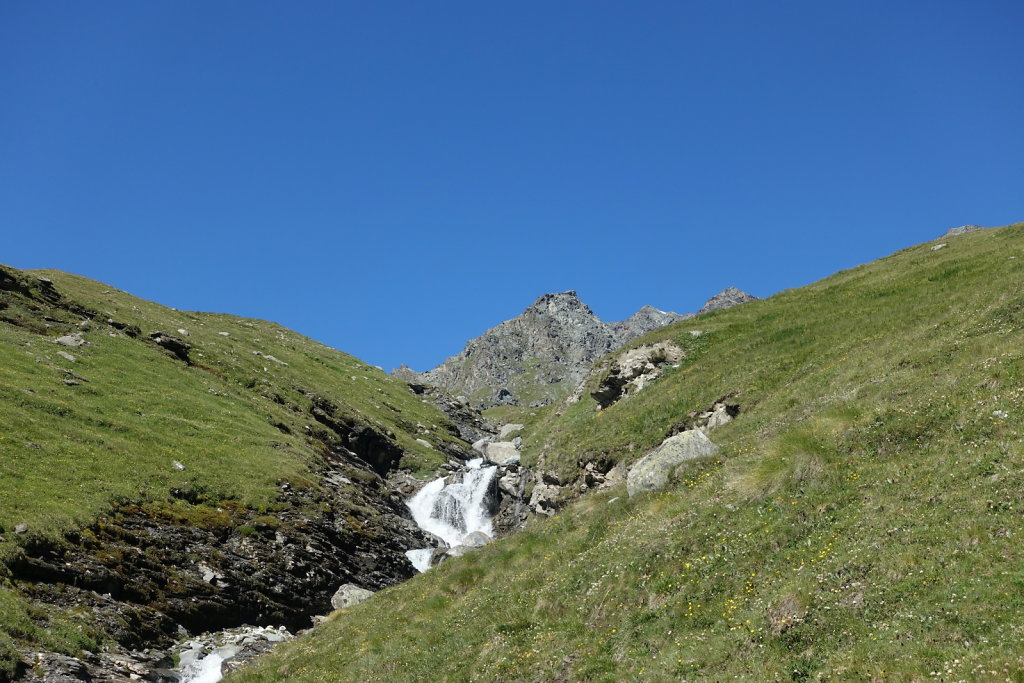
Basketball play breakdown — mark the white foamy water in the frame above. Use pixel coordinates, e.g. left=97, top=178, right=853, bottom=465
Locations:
left=405, top=547, right=435, bottom=573
left=404, top=463, right=497, bottom=571
left=179, top=652, right=227, bottom=683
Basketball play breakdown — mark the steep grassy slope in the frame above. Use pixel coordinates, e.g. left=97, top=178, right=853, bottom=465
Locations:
left=0, top=266, right=466, bottom=677
left=234, top=223, right=1024, bottom=681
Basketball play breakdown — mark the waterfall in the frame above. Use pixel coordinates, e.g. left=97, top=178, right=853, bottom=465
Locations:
left=404, top=459, right=498, bottom=571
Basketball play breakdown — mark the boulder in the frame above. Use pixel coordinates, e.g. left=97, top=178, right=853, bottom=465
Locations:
left=498, top=470, right=521, bottom=497
left=462, top=531, right=492, bottom=548
left=330, top=584, right=374, bottom=610
left=627, top=430, right=719, bottom=497
left=484, top=441, right=521, bottom=466
left=54, top=333, right=89, bottom=347
left=529, top=481, right=562, bottom=516
left=472, top=437, right=491, bottom=454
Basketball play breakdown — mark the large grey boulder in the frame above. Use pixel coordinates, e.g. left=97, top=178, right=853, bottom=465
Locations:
left=484, top=441, right=521, bottom=466
left=627, top=430, right=719, bottom=497
left=54, top=333, right=89, bottom=347
left=462, top=531, right=492, bottom=548
left=330, top=584, right=374, bottom=610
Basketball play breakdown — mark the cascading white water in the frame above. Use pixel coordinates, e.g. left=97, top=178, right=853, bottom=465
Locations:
left=404, top=459, right=497, bottom=571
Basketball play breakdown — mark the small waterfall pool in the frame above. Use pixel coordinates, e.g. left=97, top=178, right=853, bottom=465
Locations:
left=404, top=458, right=498, bottom=571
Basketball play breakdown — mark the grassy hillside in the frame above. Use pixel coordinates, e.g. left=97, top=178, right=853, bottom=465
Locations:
left=0, top=266, right=466, bottom=677
left=233, top=223, right=1024, bottom=681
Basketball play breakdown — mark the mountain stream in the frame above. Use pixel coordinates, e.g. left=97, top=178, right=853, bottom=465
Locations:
left=405, top=458, right=498, bottom=572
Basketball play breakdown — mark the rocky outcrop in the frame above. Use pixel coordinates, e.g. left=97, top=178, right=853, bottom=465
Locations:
left=627, top=430, right=720, bottom=497
left=609, top=305, right=691, bottom=344
left=943, top=224, right=987, bottom=237
left=404, top=382, right=497, bottom=444
left=698, top=287, right=758, bottom=315
left=9, top=447, right=434, bottom=680
left=589, top=341, right=685, bottom=409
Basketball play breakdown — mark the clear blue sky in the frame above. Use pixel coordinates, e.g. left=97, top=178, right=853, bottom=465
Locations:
left=2, top=2, right=1021, bottom=372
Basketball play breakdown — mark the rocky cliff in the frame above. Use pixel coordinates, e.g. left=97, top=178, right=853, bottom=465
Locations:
left=397, top=288, right=756, bottom=410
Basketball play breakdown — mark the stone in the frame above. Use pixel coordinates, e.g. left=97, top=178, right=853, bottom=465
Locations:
left=498, top=423, right=525, bottom=439
left=54, top=333, right=89, bottom=347
left=177, top=328, right=190, bottom=336
left=529, top=481, right=562, bottom=516
left=57, top=350, right=76, bottom=362
left=930, top=243, right=947, bottom=251
left=14, top=523, right=28, bottom=534
left=462, top=531, right=492, bottom=548
left=172, top=460, right=186, bottom=471
left=498, top=470, right=521, bottom=497
left=149, top=332, right=192, bottom=363
left=627, top=430, right=719, bottom=497
left=703, top=403, right=734, bottom=431
left=484, top=441, right=521, bottom=466
left=472, top=437, right=491, bottom=454
left=415, top=438, right=433, bottom=449
left=591, top=341, right=684, bottom=408
left=330, top=584, right=374, bottom=610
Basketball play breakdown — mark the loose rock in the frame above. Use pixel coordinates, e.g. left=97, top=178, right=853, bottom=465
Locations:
left=627, top=430, right=719, bottom=497
left=330, top=584, right=375, bottom=610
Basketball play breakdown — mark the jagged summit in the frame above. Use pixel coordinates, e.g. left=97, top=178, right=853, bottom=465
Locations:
left=611, top=305, right=691, bottom=344
left=396, top=287, right=754, bottom=410
left=698, top=286, right=758, bottom=315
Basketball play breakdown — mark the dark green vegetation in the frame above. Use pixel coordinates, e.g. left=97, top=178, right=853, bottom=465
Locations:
left=234, top=224, right=1024, bottom=681
left=0, top=265, right=466, bottom=676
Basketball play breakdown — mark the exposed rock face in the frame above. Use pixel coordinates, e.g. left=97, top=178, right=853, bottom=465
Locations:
left=589, top=341, right=685, bottom=409
left=627, top=430, right=720, bottom=497
left=396, top=292, right=688, bottom=410
left=8, top=444, right=437, bottom=681
left=404, top=382, right=497, bottom=444
left=943, top=224, right=987, bottom=237
left=698, top=287, right=758, bottom=315
left=609, top=305, right=692, bottom=344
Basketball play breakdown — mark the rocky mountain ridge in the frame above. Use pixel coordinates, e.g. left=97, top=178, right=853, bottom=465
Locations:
left=395, top=287, right=756, bottom=410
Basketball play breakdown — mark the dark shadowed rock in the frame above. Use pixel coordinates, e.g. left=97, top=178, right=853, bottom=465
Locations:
left=149, top=331, right=192, bottom=363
